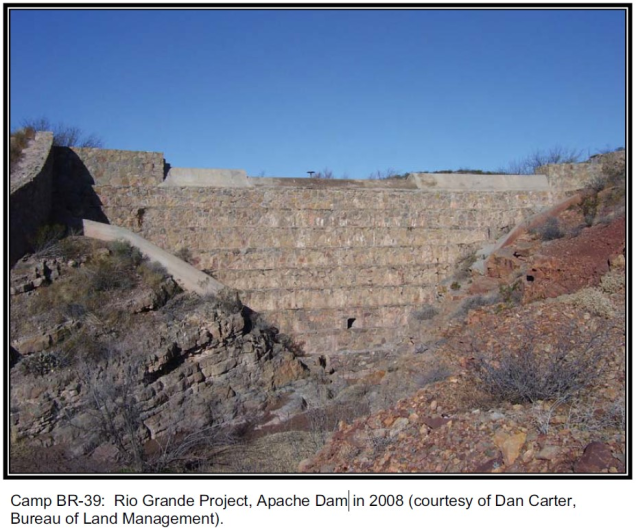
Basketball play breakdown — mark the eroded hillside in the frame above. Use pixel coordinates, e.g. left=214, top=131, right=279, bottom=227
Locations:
left=300, top=184, right=626, bottom=474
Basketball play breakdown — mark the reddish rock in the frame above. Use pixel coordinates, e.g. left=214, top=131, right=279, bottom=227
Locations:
left=422, top=416, right=451, bottom=430
left=574, top=442, right=617, bottom=473
left=494, top=431, right=527, bottom=467
left=524, top=217, right=625, bottom=302
left=486, top=247, right=523, bottom=280
left=474, top=457, right=503, bottom=473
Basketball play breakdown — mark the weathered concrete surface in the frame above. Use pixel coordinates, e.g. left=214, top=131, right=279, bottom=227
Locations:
left=409, top=172, right=551, bottom=191
left=253, top=177, right=418, bottom=190
left=82, top=219, right=225, bottom=296
left=162, top=167, right=250, bottom=187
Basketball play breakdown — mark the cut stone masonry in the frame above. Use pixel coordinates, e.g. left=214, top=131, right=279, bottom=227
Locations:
left=12, top=141, right=616, bottom=356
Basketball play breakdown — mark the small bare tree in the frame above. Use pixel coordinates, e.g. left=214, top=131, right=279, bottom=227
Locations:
left=367, top=168, right=401, bottom=180
left=313, top=167, right=335, bottom=179
left=21, top=117, right=103, bottom=148
left=74, top=351, right=236, bottom=473
left=501, top=145, right=582, bottom=175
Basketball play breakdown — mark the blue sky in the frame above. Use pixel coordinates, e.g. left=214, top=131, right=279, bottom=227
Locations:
left=9, top=8, right=626, bottom=178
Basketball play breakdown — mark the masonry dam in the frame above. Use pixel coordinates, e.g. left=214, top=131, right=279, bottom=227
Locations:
left=11, top=134, right=605, bottom=356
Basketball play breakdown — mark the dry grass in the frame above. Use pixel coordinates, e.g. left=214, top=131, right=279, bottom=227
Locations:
left=10, top=127, right=36, bottom=173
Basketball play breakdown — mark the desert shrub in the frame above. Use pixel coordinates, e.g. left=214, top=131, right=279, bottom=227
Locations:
left=587, top=175, right=606, bottom=193
left=530, top=216, right=563, bottom=241
left=560, top=288, right=615, bottom=318
left=474, top=338, right=602, bottom=405
left=277, top=333, right=306, bottom=357
left=54, top=235, right=87, bottom=261
left=453, top=293, right=500, bottom=319
left=83, top=257, right=136, bottom=292
left=499, top=280, right=523, bottom=305
left=600, top=269, right=625, bottom=295
left=411, top=304, right=439, bottom=321
left=579, top=194, right=599, bottom=226
left=200, top=287, right=243, bottom=314
left=138, top=260, right=169, bottom=290
left=108, top=239, right=143, bottom=267
left=450, top=281, right=461, bottom=291
left=75, top=359, right=236, bottom=473
left=10, top=126, right=36, bottom=172
left=451, top=250, right=477, bottom=280
left=562, top=396, right=626, bottom=434
left=57, top=329, right=107, bottom=367
left=21, top=351, right=61, bottom=377
left=31, top=224, right=66, bottom=254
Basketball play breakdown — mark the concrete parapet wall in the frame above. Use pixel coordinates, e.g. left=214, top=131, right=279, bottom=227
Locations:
left=253, top=176, right=417, bottom=190
left=9, top=131, right=55, bottom=266
left=162, top=167, right=249, bottom=188
left=409, top=172, right=551, bottom=191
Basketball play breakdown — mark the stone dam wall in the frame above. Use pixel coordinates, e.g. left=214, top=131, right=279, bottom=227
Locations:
left=97, top=185, right=560, bottom=354
left=9, top=132, right=55, bottom=267
left=18, top=143, right=610, bottom=356
left=47, top=145, right=580, bottom=355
